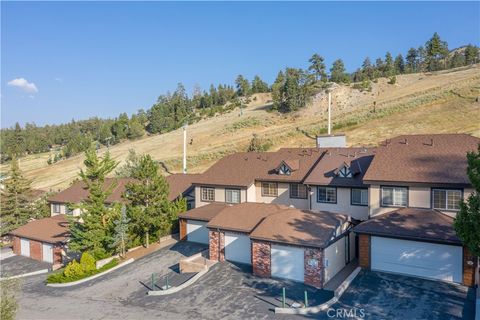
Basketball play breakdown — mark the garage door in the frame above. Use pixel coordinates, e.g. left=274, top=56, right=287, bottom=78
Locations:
left=271, top=244, right=304, bottom=282
left=371, top=237, right=463, bottom=283
left=224, top=232, right=251, bottom=265
left=186, top=220, right=209, bottom=244
left=20, top=238, right=30, bottom=257
left=42, top=243, right=53, bottom=263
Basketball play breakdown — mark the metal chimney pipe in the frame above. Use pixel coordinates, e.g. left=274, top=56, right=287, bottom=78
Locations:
left=328, top=92, right=332, bottom=135
left=183, top=124, right=187, bottom=174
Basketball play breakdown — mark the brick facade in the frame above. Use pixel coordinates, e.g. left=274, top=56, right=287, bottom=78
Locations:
left=11, top=236, right=63, bottom=265
left=179, top=219, right=187, bottom=241
left=463, top=246, right=476, bottom=287
left=252, top=241, right=271, bottom=277
left=209, top=230, right=225, bottom=262
left=304, top=248, right=324, bottom=288
left=358, top=234, right=370, bottom=269
left=29, top=240, right=42, bottom=261
left=12, top=236, right=20, bottom=255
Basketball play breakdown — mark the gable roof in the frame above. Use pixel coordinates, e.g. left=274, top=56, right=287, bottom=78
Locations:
left=363, top=134, right=479, bottom=185
left=353, top=207, right=461, bottom=245
left=194, top=148, right=323, bottom=187
left=9, top=215, right=69, bottom=244
left=165, top=173, right=201, bottom=201
left=304, top=147, right=376, bottom=187
left=178, top=203, right=230, bottom=222
left=207, top=203, right=288, bottom=233
left=250, top=209, right=349, bottom=248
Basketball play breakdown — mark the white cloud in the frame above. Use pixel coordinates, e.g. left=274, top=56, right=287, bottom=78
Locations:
left=54, top=77, right=63, bottom=83
left=7, top=78, right=38, bottom=93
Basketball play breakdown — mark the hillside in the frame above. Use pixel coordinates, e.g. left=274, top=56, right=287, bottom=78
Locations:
left=3, top=65, right=479, bottom=191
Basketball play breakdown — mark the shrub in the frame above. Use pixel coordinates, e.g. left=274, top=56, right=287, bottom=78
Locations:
left=63, top=260, right=84, bottom=278
left=80, top=252, right=96, bottom=272
left=47, top=259, right=119, bottom=284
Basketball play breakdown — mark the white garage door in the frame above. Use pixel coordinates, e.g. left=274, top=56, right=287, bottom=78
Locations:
left=186, top=220, right=209, bottom=244
left=371, top=237, right=463, bottom=283
left=42, top=243, right=53, bottom=263
left=224, top=232, right=251, bottom=265
left=20, top=238, right=30, bottom=257
left=271, top=244, right=304, bottom=282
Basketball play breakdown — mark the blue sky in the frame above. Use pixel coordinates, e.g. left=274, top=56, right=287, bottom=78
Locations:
left=2, top=1, right=479, bottom=128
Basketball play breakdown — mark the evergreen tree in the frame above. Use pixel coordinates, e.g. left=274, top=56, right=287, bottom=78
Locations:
left=111, top=206, right=130, bottom=257
left=425, top=32, right=449, bottom=71
left=111, top=113, right=130, bottom=141
left=251, top=75, right=269, bottom=93
left=127, top=117, right=144, bottom=139
left=450, top=52, right=466, bottom=68
left=115, top=149, right=141, bottom=177
left=0, top=158, right=32, bottom=236
left=235, top=75, right=251, bottom=97
left=271, top=71, right=285, bottom=111
left=465, top=44, right=479, bottom=65
left=361, top=57, right=374, bottom=80
left=68, top=147, right=119, bottom=259
left=394, top=54, right=405, bottom=74
left=308, top=53, right=327, bottom=82
left=124, top=154, right=170, bottom=248
left=405, top=47, right=418, bottom=73
left=454, top=145, right=480, bottom=256
left=384, top=52, right=394, bottom=76
left=330, top=59, right=349, bottom=84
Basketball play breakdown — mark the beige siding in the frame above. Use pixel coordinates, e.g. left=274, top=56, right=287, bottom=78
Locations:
left=195, top=185, right=247, bottom=207
left=254, top=181, right=309, bottom=209
left=311, top=187, right=369, bottom=220
left=50, top=203, right=81, bottom=217
left=246, top=184, right=256, bottom=203
left=369, top=185, right=473, bottom=218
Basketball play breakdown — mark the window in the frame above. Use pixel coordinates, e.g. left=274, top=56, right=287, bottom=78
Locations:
left=338, top=166, right=352, bottom=178
left=261, top=182, right=278, bottom=197
left=201, top=187, right=215, bottom=202
left=290, top=183, right=307, bottom=199
left=381, top=186, right=407, bottom=207
left=53, top=203, right=61, bottom=213
left=317, top=187, right=337, bottom=203
left=432, top=189, right=462, bottom=211
left=351, top=188, right=368, bottom=206
left=225, top=189, right=240, bottom=203
left=278, top=163, right=291, bottom=175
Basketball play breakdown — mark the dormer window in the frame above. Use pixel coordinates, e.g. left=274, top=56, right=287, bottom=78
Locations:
left=338, top=165, right=352, bottom=178
left=278, top=163, right=291, bottom=175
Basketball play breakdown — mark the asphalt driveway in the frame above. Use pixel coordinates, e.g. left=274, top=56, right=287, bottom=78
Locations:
left=16, top=242, right=476, bottom=320
left=1, top=255, right=51, bottom=277
left=328, top=270, right=476, bottom=320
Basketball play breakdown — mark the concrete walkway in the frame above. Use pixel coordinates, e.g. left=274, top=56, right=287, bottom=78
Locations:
left=124, top=235, right=178, bottom=260
left=324, top=259, right=358, bottom=292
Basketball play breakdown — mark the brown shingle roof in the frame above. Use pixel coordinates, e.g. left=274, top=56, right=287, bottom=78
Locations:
left=250, top=209, right=349, bottom=248
left=178, top=203, right=231, bottom=222
left=194, top=148, right=323, bottom=187
left=207, top=203, right=288, bottom=233
left=363, top=134, right=480, bottom=185
left=9, top=215, right=69, bottom=244
left=48, top=178, right=132, bottom=204
left=166, top=173, right=201, bottom=201
left=304, top=147, right=376, bottom=187
left=353, top=208, right=461, bottom=245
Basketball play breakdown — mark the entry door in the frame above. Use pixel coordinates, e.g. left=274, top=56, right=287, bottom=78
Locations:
left=271, top=244, right=304, bottom=282
left=20, top=238, right=30, bottom=257
left=224, top=232, right=251, bottom=265
left=371, top=236, right=463, bottom=283
left=42, top=243, right=53, bottom=263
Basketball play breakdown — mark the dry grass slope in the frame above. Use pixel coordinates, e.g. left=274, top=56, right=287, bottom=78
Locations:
left=3, top=65, right=479, bottom=191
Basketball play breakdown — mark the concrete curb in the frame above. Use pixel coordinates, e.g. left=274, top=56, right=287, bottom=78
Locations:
left=275, top=267, right=361, bottom=315
left=46, top=258, right=134, bottom=287
left=147, top=263, right=214, bottom=296
left=1, top=268, right=49, bottom=280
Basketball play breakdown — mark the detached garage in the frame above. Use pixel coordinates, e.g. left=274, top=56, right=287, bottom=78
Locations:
left=355, top=208, right=476, bottom=286
left=9, top=215, right=68, bottom=265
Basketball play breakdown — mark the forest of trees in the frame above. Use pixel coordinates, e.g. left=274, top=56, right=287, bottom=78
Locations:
left=1, top=33, right=478, bottom=162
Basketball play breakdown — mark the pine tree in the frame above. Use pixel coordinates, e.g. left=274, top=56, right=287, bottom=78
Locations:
left=384, top=52, right=394, bottom=76
left=251, top=75, right=269, bottom=93
left=330, top=59, right=349, bottom=84
left=465, top=44, right=479, bottom=65
left=425, top=32, right=449, bottom=71
left=450, top=52, right=465, bottom=68
left=68, top=146, right=119, bottom=259
left=235, top=75, right=251, bottom=97
left=111, top=206, right=130, bottom=257
left=308, top=54, right=327, bottom=82
left=406, top=47, right=418, bottom=73
left=361, top=57, right=374, bottom=80
left=271, top=71, right=285, bottom=111
left=124, top=154, right=170, bottom=248
left=394, top=54, right=405, bottom=74
left=0, top=158, right=32, bottom=236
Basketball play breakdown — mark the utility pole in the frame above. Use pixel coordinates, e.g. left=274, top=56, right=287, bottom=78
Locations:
left=327, top=92, right=332, bottom=135
left=183, top=124, right=187, bottom=174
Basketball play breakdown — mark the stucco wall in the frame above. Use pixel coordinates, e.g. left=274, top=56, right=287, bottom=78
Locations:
left=311, top=186, right=369, bottom=220
left=195, top=186, right=247, bottom=207
left=246, top=184, right=256, bottom=203
left=324, top=236, right=346, bottom=283
left=254, top=181, right=309, bottom=209
left=369, top=185, right=473, bottom=218
left=50, top=203, right=81, bottom=217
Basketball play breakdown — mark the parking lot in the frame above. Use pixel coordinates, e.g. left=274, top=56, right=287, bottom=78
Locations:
left=1, top=255, right=51, bottom=277
left=16, top=242, right=476, bottom=320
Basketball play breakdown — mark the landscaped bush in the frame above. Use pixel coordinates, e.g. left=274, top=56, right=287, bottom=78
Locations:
left=80, top=252, right=96, bottom=272
left=63, top=260, right=84, bottom=278
left=47, top=259, right=119, bottom=284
